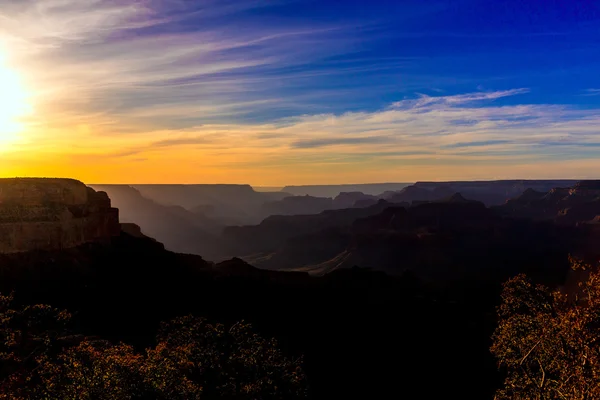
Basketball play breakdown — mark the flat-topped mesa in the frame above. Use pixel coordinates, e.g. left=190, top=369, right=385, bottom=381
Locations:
left=0, top=178, right=120, bottom=254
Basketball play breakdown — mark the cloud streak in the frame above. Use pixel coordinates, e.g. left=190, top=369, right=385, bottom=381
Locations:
left=62, top=89, right=600, bottom=176
left=291, top=136, right=393, bottom=149
left=1, top=0, right=363, bottom=137
left=391, top=88, right=530, bottom=109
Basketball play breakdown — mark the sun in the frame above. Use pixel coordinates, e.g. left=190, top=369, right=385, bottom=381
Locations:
left=0, top=52, right=32, bottom=146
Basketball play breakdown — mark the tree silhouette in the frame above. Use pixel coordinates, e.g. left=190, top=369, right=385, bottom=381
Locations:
left=491, top=258, right=600, bottom=399
left=145, top=316, right=307, bottom=400
left=0, top=297, right=307, bottom=399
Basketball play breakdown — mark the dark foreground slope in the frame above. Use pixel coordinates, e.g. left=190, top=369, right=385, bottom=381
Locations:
left=0, top=228, right=542, bottom=400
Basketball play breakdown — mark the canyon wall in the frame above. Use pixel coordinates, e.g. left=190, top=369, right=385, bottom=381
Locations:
left=0, top=178, right=120, bottom=253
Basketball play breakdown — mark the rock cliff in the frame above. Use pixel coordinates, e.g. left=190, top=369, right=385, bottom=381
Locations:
left=494, top=180, right=600, bottom=224
left=90, top=184, right=224, bottom=258
left=0, top=178, right=119, bottom=253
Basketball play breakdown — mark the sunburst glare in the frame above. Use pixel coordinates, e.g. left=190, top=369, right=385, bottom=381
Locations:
left=0, top=50, right=32, bottom=147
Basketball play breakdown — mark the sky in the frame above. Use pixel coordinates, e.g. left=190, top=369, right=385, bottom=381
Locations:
left=0, top=0, right=599, bottom=185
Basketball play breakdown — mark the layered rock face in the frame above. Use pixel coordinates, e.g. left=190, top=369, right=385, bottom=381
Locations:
left=408, top=180, right=578, bottom=205
left=0, top=178, right=120, bottom=253
left=495, top=180, right=600, bottom=224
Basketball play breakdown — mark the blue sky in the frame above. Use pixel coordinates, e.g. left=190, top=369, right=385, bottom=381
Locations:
left=137, top=0, right=600, bottom=118
left=136, top=0, right=600, bottom=118
left=1, top=0, right=600, bottom=184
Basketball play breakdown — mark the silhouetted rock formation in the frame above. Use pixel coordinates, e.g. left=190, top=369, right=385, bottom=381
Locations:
left=248, top=200, right=581, bottom=284
left=431, top=185, right=456, bottom=198
left=382, top=180, right=578, bottom=206
left=259, top=192, right=381, bottom=218
left=332, top=192, right=377, bottom=209
left=282, top=183, right=411, bottom=197
left=120, top=222, right=156, bottom=241
left=557, top=201, right=600, bottom=225
left=259, top=195, right=334, bottom=217
left=573, top=180, right=600, bottom=191
left=222, top=200, right=395, bottom=256
left=382, top=185, right=439, bottom=203
left=133, top=184, right=257, bottom=209
left=495, top=180, right=600, bottom=225
left=0, top=178, right=119, bottom=253
left=91, top=185, right=224, bottom=258
left=436, top=192, right=480, bottom=204
left=515, top=188, right=547, bottom=202
left=353, top=198, right=380, bottom=208
left=129, top=184, right=290, bottom=225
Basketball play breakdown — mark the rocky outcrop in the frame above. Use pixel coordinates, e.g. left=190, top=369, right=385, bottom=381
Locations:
left=282, top=183, right=411, bottom=197
left=573, top=180, right=600, bottom=191
left=399, top=180, right=579, bottom=206
left=353, top=200, right=492, bottom=233
left=222, top=200, right=395, bottom=256
left=514, top=188, right=547, bottom=203
left=259, top=195, right=334, bottom=217
left=0, top=178, right=119, bottom=253
left=495, top=180, right=600, bottom=224
left=248, top=199, right=576, bottom=282
left=90, top=184, right=224, bottom=259
left=333, top=192, right=377, bottom=209
left=127, top=184, right=290, bottom=225
left=383, top=186, right=438, bottom=203
left=435, top=193, right=479, bottom=204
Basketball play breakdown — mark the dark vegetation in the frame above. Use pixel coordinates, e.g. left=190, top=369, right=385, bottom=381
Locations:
left=0, top=295, right=306, bottom=399
left=492, top=258, right=600, bottom=399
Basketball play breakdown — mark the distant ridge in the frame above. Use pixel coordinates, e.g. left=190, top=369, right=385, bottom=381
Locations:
left=414, top=179, right=580, bottom=185
left=253, top=186, right=284, bottom=192
left=282, top=183, right=412, bottom=197
left=436, top=193, right=480, bottom=204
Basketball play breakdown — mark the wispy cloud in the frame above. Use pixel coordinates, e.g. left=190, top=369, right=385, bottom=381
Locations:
left=1, top=0, right=362, bottom=137
left=582, top=89, right=600, bottom=96
left=58, top=90, right=600, bottom=174
left=443, top=140, right=512, bottom=148
left=390, top=88, right=530, bottom=109
left=291, top=136, right=393, bottom=149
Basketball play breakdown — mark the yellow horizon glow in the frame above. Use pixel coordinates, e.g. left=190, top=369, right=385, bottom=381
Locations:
left=0, top=49, right=32, bottom=147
